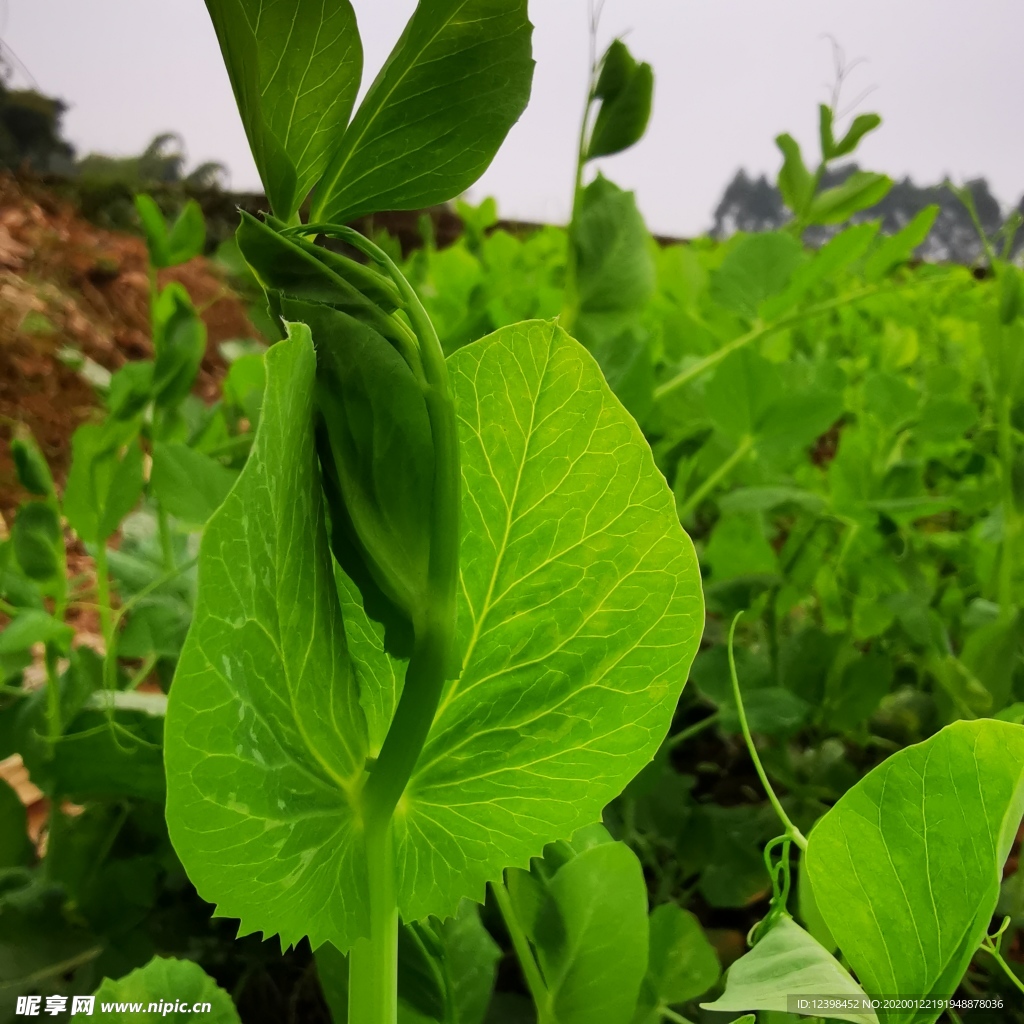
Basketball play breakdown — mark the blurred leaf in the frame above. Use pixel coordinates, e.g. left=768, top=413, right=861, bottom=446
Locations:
left=830, top=112, right=882, bottom=159
left=775, top=134, right=814, bottom=217
left=94, top=956, right=240, bottom=1022
left=150, top=443, right=238, bottom=528
left=709, top=233, right=806, bottom=318
left=864, top=206, right=939, bottom=281
left=0, top=610, right=73, bottom=655
left=11, top=503, right=61, bottom=583
left=587, top=40, right=653, bottom=160
left=152, top=284, right=206, bottom=415
left=10, top=428, right=54, bottom=499
left=807, top=172, right=892, bottom=226
left=165, top=201, right=206, bottom=266
left=0, top=778, right=31, bottom=870
left=63, top=424, right=145, bottom=544
left=633, top=903, right=720, bottom=1023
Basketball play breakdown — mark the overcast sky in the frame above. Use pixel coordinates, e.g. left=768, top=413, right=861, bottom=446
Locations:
left=4, top=0, right=1022, bottom=237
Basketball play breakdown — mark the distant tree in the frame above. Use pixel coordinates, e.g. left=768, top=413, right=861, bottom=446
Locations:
left=0, top=84, right=75, bottom=174
left=711, top=164, right=1020, bottom=264
left=711, top=170, right=788, bottom=237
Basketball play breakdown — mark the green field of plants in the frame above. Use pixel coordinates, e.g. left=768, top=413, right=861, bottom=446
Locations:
left=1, top=2, right=1023, bottom=1023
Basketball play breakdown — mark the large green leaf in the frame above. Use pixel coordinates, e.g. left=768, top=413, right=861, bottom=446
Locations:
left=94, top=956, right=240, bottom=1022
left=166, top=319, right=702, bottom=952
left=203, top=0, right=362, bottom=219
left=313, top=0, right=534, bottom=223
left=165, top=325, right=370, bottom=952
left=806, top=719, right=1024, bottom=1024
left=701, top=915, right=878, bottom=1024
left=397, top=320, right=702, bottom=921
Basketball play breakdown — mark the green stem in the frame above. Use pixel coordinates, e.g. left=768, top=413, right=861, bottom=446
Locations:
left=666, top=710, right=721, bottom=750
left=998, top=394, right=1017, bottom=619
left=981, top=918, right=1024, bottom=996
left=559, top=20, right=601, bottom=336
left=94, top=543, right=113, bottom=651
left=659, top=1008, right=692, bottom=1024
left=728, top=613, right=808, bottom=852
left=492, top=877, right=549, bottom=1015
left=654, top=287, right=882, bottom=404
left=157, top=507, right=176, bottom=572
left=44, top=643, right=61, bottom=745
left=677, top=435, right=754, bottom=519
left=348, top=820, right=399, bottom=1022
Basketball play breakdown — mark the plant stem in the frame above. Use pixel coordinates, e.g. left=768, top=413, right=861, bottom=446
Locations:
left=678, top=435, right=754, bottom=519
left=157, top=507, right=176, bottom=572
left=492, top=877, right=549, bottom=1014
left=660, top=1008, right=692, bottom=1024
left=666, top=710, right=721, bottom=749
left=559, top=12, right=601, bottom=336
left=654, top=287, right=882, bottom=404
left=94, top=543, right=113, bottom=652
left=998, top=394, right=1017, bottom=619
left=348, top=819, right=399, bottom=1023
left=728, top=613, right=808, bottom=852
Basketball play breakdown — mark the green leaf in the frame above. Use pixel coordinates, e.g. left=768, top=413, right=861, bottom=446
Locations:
left=831, top=112, right=883, bottom=159
left=587, top=40, right=653, bottom=160
left=316, top=901, right=500, bottom=1024
left=0, top=777, right=31, bottom=869
left=52, top=706, right=166, bottom=803
left=775, top=134, right=814, bottom=217
left=165, top=325, right=369, bottom=952
left=94, top=956, right=241, bottom=1022
left=533, top=842, right=649, bottom=1024
left=864, top=206, right=939, bottom=281
left=10, top=427, right=54, bottom=498
left=150, top=442, right=238, bottom=528
left=403, top=321, right=701, bottom=922
left=290, top=297, right=435, bottom=636
left=571, top=178, right=655, bottom=409
left=166, top=200, right=206, bottom=266
left=62, top=423, right=145, bottom=544
left=0, top=610, right=73, bottom=655
left=763, top=222, right=879, bottom=318
left=203, top=0, right=362, bottom=219
left=11, top=502, right=61, bottom=583
left=313, top=0, right=534, bottom=223
left=709, top=233, right=806, bottom=318
left=166, top=319, right=701, bottom=952
left=806, top=719, right=1024, bottom=1021
left=701, top=915, right=878, bottom=1024
left=153, top=284, right=207, bottom=414
left=134, top=194, right=171, bottom=266
left=636, top=903, right=720, bottom=1015
left=807, top=171, right=893, bottom=226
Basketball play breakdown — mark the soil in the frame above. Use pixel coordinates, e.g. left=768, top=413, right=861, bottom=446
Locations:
left=0, top=173, right=259, bottom=525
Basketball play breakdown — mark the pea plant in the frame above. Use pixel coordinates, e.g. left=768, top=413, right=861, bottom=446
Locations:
left=162, top=2, right=702, bottom=1023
